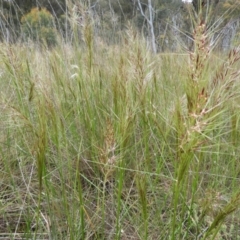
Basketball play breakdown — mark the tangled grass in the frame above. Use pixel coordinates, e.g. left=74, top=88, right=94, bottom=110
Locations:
left=1, top=17, right=240, bottom=240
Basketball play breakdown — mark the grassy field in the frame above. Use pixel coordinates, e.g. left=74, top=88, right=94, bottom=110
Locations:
left=1, top=23, right=240, bottom=240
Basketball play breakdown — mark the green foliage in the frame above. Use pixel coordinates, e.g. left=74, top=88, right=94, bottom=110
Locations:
left=21, top=7, right=57, bottom=47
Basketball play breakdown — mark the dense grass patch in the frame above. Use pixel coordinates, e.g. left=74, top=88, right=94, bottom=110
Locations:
left=1, top=25, right=240, bottom=240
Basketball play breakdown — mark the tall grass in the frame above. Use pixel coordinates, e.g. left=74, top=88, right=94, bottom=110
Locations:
left=1, top=11, right=240, bottom=240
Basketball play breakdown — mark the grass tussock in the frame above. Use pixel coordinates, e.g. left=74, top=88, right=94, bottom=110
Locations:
left=1, top=20, right=240, bottom=240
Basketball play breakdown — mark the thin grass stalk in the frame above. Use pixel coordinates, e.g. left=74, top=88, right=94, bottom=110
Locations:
left=32, top=98, right=48, bottom=238
left=136, top=174, right=148, bottom=240
left=75, top=157, right=86, bottom=239
left=115, top=164, right=124, bottom=240
left=203, top=193, right=240, bottom=239
left=171, top=13, right=211, bottom=238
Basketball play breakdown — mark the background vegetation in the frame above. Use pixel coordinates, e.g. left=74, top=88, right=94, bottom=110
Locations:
left=1, top=0, right=240, bottom=50
left=1, top=0, right=240, bottom=239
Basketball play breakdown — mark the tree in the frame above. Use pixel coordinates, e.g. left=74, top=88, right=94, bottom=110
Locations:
left=0, top=0, right=67, bottom=42
left=137, top=0, right=157, bottom=53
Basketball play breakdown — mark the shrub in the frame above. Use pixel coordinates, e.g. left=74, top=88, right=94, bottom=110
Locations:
left=21, top=8, right=58, bottom=47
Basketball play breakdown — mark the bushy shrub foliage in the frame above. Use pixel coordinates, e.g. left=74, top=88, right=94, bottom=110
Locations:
left=21, top=8, right=57, bottom=47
